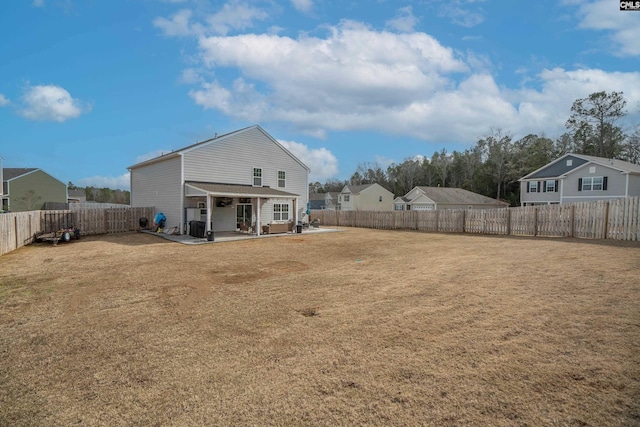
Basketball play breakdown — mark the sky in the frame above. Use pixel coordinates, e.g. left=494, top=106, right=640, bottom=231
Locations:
left=0, top=0, right=639, bottom=190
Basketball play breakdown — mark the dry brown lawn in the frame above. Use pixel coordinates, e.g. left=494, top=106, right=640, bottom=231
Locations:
left=1, top=228, right=639, bottom=426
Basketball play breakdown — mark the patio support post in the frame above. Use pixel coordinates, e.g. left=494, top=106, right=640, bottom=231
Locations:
left=256, top=197, right=261, bottom=236
left=206, top=194, right=212, bottom=231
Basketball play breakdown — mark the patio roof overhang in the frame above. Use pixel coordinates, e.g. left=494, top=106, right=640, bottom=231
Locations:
left=185, top=181, right=299, bottom=198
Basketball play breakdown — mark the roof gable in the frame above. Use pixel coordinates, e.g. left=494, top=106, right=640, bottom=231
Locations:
left=129, top=125, right=310, bottom=172
left=410, top=194, right=435, bottom=204
left=522, top=154, right=588, bottom=180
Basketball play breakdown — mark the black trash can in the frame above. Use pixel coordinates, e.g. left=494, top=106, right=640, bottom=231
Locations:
left=206, top=230, right=215, bottom=241
left=296, top=224, right=303, bottom=234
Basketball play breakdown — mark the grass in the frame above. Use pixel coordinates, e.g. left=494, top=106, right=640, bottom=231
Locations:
left=0, top=228, right=639, bottom=426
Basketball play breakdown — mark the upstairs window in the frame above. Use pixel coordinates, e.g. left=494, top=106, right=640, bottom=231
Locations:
left=545, top=180, right=558, bottom=192
left=379, top=196, right=383, bottom=202
left=344, top=195, right=350, bottom=202
left=579, top=176, right=607, bottom=191
left=277, top=170, right=286, bottom=188
left=253, top=168, right=262, bottom=187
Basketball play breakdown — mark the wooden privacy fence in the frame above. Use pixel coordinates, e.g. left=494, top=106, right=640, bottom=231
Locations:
left=310, top=196, right=640, bottom=242
left=0, top=207, right=155, bottom=256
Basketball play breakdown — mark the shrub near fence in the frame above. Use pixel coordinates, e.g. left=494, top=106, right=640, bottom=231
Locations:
left=0, top=207, right=155, bottom=256
left=310, top=196, right=640, bottom=242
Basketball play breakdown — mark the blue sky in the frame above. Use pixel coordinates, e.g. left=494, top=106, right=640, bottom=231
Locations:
left=0, top=0, right=638, bottom=189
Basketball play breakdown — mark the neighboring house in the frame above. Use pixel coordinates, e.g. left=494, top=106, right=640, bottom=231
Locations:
left=309, top=193, right=326, bottom=210
left=338, top=183, right=394, bottom=211
left=324, top=192, right=339, bottom=210
left=68, top=189, right=87, bottom=204
left=129, top=125, right=310, bottom=235
left=519, top=153, right=640, bottom=206
left=394, top=186, right=508, bottom=211
left=2, top=168, right=67, bottom=212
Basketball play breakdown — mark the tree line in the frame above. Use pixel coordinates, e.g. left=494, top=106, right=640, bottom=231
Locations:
left=309, top=91, right=640, bottom=206
left=67, top=183, right=130, bottom=205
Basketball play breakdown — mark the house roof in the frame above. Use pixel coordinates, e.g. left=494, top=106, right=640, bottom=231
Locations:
left=128, top=125, right=310, bottom=172
left=414, top=187, right=508, bottom=206
left=185, top=181, right=300, bottom=198
left=2, top=168, right=38, bottom=181
left=309, top=193, right=326, bottom=201
left=342, top=184, right=374, bottom=194
left=521, top=153, right=640, bottom=180
left=68, top=189, right=86, bottom=197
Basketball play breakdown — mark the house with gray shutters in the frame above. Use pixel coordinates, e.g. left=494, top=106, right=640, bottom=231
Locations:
left=519, top=153, right=640, bottom=206
left=129, top=125, right=310, bottom=236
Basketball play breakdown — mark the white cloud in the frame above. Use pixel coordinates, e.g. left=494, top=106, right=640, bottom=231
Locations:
left=170, top=13, right=640, bottom=145
left=20, top=84, right=87, bottom=122
left=78, top=173, right=131, bottom=191
left=154, top=9, right=193, bottom=37
left=437, top=0, right=485, bottom=27
left=574, top=0, right=640, bottom=57
left=33, top=0, right=44, bottom=7
left=204, top=1, right=269, bottom=36
left=0, top=94, right=9, bottom=106
left=278, top=140, right=338, bottom=181
left=291, top=0, right=313, bottom=14
left=180, top=68, right=203, bottom=84
left=386, top=6, right=418, bottom=33
left=155, top=2, right=269, bottom=37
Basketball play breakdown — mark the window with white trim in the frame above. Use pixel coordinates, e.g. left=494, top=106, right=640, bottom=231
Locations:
left=545, top=180, right=556, bottom=192
left=277, top=170, right=286, bottom=188
left=582, top=176, right=603, bottom=191
left=344, top=195, right=350, bottom=202
left=394, top=204, right=404, bottom=211
left=528, top=181, right=538, bottom=192
left=273, top=203, right=289, bottom=221
left=253, top=168, right=262, bottom=187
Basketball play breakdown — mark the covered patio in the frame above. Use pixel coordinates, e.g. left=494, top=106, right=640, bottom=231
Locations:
left=184, top=181, right=302, bottom=236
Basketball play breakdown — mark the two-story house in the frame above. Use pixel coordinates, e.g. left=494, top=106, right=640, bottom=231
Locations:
left=519, top=153, right=640, bottom=206
left=338, top=183, right=394, bottom=211
left=2, top=168, right=67, bottom=212
left=129, top=125, right=310, bottom=235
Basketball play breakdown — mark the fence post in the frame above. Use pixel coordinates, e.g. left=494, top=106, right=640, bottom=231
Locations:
left=506, top=207, right=511, bottom=236
left=604, top=201, right=610, bottom=239
left=533, top=207, right=538, bottom=237
left=569, top=204, right=575, bottom=238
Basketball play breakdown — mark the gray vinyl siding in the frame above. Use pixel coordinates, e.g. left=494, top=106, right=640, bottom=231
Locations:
left=182, top=127, right=308, bottom=227
left=628, top=174, right=640, bottom=197
left=7, top=170, right=66, bottom=212
left=520, top=180, right=561, bottom=205
left=130, top=155, right=182, bottom=230
left=562, top=163, right=626, bottom=201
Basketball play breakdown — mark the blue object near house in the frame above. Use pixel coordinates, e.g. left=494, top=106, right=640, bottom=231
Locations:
left=154, top=212, right=166, bottom=228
